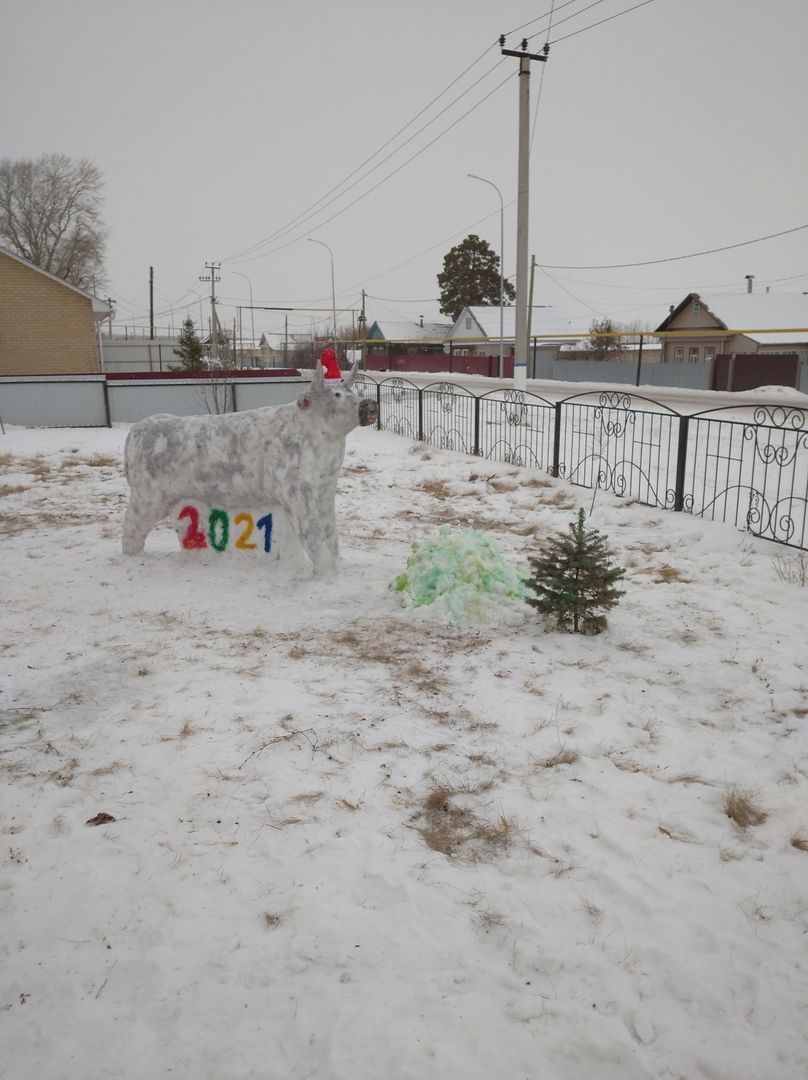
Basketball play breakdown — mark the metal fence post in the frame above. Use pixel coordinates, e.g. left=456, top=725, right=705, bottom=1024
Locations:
left=673, top=415, right=690, bottom=511
left=552, top=401, right=562, bottom=476
left=102, top=377, right=111, bottom=428
left=375, top=381, right=382, bottom=430
left=473, top=396, right=481, bottom=456
left=418, top=387, right=424, bottom=443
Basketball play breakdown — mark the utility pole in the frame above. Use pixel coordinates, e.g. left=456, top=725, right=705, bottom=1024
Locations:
left=358, top=289, right=367, bottom=369
left=527, top=254, right=537, bottom=379
left=199, top=261, right=221, bottom=364
left=106, top=297, right=114, bottom=339
left=149, top=266, right=155, bottom=340
left=501, top=35, right=549, bottom=389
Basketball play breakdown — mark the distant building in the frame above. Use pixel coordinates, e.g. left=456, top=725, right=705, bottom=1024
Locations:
left=655, top=292, right=808, bottom=365
left=366, top=318, right=452, bottom=359
left=0, top=244, right=111, bottom=375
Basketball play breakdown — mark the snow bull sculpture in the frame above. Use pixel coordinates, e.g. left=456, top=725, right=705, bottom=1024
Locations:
left=122, top=363, right=377, bottom=576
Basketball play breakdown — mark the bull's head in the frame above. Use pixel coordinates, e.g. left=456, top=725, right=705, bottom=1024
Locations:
left=297, top=362, right=378, bottom=432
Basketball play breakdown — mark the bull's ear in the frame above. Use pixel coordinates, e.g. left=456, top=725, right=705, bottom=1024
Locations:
left=344, top=362, right=358, bottom=388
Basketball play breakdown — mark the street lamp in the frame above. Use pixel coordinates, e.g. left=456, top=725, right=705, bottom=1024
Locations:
left=308, top=238, right=337, bottom=349
left=233, top=271, right=255, bottom=363
left=468, top=173, right=505, bottom=380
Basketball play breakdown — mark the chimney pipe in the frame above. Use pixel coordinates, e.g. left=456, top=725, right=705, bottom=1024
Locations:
left=745, top=274, right=754, bottom=294
left=419, top=314, right=424, bottom=327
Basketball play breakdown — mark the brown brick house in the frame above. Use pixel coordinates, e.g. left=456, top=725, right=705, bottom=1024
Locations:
left=0, top=245, right=111, bottom=375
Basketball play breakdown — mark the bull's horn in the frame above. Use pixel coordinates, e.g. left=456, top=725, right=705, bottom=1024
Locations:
left=311, top=362, right=325, bottom=387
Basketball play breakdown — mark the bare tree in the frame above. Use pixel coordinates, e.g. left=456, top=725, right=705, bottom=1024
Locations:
left=0, top=153, right=107, bottom=292
left=587, top=317, right=626, bottom=361
left=286, top=320, right=356, bottom=368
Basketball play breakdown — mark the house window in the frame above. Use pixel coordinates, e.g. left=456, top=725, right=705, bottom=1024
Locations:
left=688, top=347, right=699, bottom=363
left=674, top=347, right=684, bottom=363
left=465, top=317, right=472, bottom=330
left=704, top=346, right=715, bottom=363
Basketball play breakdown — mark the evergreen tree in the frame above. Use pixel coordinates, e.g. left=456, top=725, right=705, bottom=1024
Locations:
left=437, top=234, right=515, bottom=322
left=172, top=317, right=205, bottom=371
left=525, top=508, right=626, bottom=634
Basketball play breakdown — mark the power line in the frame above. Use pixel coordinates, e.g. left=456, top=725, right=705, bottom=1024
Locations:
left=526, top=0, right=610, bottom=44
left=366, top=294, right=442, bottom=303
left=226, top=59, right=508, bottom=265
left=530, top=0, right=557, bottom=152
left=221, top=43, right=504, bottom=265
left=549, top=0, right=660, bottom=44
left=233, top=70, right=516, bottom=266
left=503, top=0, right=603, bottom=38
left=540, top=225, right=808, bottom=270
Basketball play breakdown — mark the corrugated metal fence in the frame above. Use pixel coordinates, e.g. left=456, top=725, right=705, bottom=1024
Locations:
left=0, top=373, right=305, bottom=428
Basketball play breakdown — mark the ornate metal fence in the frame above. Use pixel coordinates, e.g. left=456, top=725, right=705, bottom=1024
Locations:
left=354, top=376, right=808, bottom=550
left=556, top=391, right=680, bottom=510
left=682, top=403, right=808, bottom=548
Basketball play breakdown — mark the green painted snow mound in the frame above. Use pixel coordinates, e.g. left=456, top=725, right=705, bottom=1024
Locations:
left=391, top=526, right=528, bottom=626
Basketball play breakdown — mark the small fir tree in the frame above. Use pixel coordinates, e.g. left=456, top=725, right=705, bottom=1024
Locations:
left=172, top=317, right=205, bottom=371
left=526, top=508, right=626, bottom=634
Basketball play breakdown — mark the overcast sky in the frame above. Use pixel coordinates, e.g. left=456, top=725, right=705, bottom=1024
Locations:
left=4, top=0, right=807, bottom=343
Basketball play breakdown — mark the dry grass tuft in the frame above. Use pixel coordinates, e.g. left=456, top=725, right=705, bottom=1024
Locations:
left=723, top=785, right=767, bottom=829
left=466, top=751, right=497, bottom=766
left=790, top=831, right=808, bottom=853
left=416, top=779, right=514, bottom=861
left=25, top=458, right=53, bottom=480
left=538, top=745, right=579, bottom=769
left=264, top=913, right=282, bottom=929
left=289, top=791, right=324, bottom=804
left=418, top=478, right=455, bottom=499
left=50, top=758, right=80, bottom=786
left=617, top=638, right=650, bottom=655
left=136, top=665, right=151, bottom=677
left=0, top=483, right=29, bottom=497
left=581, top=898, right=602, bottom=921
left=85, top=454, right=119, bottom=468
left=91, top=761, right=121, bottom=776
left=773, top=551, right=807, bottom=587
left=545, top=490, right=576, bottom=508
left=178, top=718, right=194, bottom=738
left=0, top=452, right=13, bottom=469
left=338, top=796, right=364, bottom=812
left=475, top=907, right=507, bottom=929
left=635, top=563, right=688, bottom=584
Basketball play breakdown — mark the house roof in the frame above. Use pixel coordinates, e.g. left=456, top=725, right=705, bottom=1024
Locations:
left=656, top=292, right=808, bottom=345
left=0, top=243, right=111, bottom=318
left=452, top=305, right=595, bottom=341
left=367, top=319, right=451, bottom=342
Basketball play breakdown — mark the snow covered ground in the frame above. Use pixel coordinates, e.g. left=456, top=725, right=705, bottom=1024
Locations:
left=2, top=421, right=807, bottom=1080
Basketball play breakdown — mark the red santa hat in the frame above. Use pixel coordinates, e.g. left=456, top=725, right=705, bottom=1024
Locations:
left=319, top=347, right=341, bottom=380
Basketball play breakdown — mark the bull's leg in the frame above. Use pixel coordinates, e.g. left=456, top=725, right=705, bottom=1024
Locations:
left=319, top=486, right=340, bottom=561
left=287, top=500, right=336, bottom=579
left=121, top=493, right=164, bottom=555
